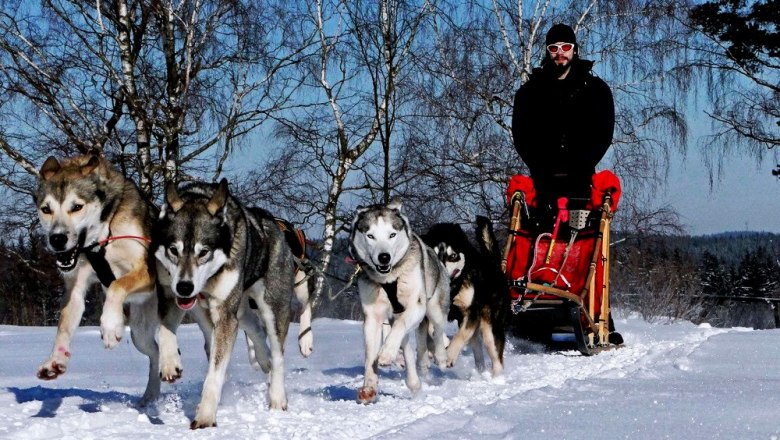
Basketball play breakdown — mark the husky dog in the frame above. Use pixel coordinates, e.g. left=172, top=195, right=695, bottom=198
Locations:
left=422, top=216, right=508, bottom=377
left=349, top=199, right=450, bottom=404
left=33, top=155, right=180, bottom=405
left=154, top=179, right=311, bottom=429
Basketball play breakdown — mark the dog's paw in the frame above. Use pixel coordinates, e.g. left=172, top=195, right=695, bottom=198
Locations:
left=405, top=376, right=421, bottom=394
left=37, top=355, right=69, bottom=380
left=393, top=351, right=406, bottom=369
left=298, top=328, right=313, bottom=358
left=190, top=419, right=217, bottom=430
left=159, top=353, right=183, bottom=383
left=269, top=397, right=288, bottom=411
left=190, top=406, right=218, bottom=430
left=100, top=309, right=125, bottom=348
left=376, top=348, right=397, bottom=367
left=357, top=386, right=377, bottom=404
left=445, top=346, right=461, bottom=368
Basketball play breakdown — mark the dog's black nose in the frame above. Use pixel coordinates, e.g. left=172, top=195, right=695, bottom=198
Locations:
left=176, top=281, right=194, bottom=297
left=378, top=253, right=391, bottom=265
left=49, top=234, right=67, bottom=251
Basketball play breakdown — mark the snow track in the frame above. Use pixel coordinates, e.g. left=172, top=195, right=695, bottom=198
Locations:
left=2, top=315, right=773, bottom=440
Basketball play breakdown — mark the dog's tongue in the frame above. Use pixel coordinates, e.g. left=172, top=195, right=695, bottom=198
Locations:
left=176, top=296, right=197, bottom=311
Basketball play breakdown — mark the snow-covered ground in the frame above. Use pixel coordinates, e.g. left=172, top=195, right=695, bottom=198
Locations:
left=1, top=313, right=778, bottom=439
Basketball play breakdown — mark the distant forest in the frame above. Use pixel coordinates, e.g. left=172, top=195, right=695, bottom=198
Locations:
left=2, top=231, right=780, bottom=329
left=610, top=231, right=780, bottom=329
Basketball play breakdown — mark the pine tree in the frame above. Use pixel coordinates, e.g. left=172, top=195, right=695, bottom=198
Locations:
left=700, top=251, right=730, bottom=296
left=736, top=246, right=777, bottom=298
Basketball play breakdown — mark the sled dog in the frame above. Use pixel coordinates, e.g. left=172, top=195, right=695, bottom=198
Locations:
left=422, top=216, right=508, bottom=377
left=33, top=155, right=181, bottom=405
left=154, top=179, right=311, bottom=429
left=349, top=199, right=450, bottom=403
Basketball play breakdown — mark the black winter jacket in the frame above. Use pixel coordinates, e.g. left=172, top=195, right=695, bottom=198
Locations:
left=511, top=58, right=614, bottom=204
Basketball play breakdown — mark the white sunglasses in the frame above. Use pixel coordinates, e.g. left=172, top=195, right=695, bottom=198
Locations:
left=547, top=43, right=575, bottom=53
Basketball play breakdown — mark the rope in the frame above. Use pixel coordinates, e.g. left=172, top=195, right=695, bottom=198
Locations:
left=97, top=235, right=152, bottom=247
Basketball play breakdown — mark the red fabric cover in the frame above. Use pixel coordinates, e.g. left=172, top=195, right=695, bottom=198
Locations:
left=528, top=233, right=596, bottom=295
left=590, top=170, right=621, bottom=211
left=506, top=175, right=536, bottom=207
left=506, top=230, right=534, bottom=286
left=506, top=230, right=606, bottom=318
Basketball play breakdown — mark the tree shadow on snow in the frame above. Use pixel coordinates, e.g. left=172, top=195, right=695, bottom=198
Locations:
left=6, top=386, right=164, bottom=424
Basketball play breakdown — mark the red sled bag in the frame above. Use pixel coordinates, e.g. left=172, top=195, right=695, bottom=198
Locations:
left=526, top=231, right=605, bottom=317
left=527, top=231, right=595, bottom=293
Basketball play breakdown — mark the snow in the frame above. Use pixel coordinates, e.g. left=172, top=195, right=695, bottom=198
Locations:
left=1, top=314, right=779, bottom=439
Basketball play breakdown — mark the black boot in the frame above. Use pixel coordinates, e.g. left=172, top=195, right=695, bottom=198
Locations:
left=608, top=314, right=623, bottom=345
left=608, top=331, right=623, bottom=345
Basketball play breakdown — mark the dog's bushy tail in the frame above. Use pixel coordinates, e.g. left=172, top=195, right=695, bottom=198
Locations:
left=475, top=215, right=500, bottom=259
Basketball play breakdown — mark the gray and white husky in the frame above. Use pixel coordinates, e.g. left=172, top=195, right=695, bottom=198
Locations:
left=33, top=155, right=180, bottom=405
left=349, top=198, right=450, bottom=404
left=154, top=179, right=312, bottom=429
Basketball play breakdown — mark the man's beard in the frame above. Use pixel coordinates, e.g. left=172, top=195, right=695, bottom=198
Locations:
left=551, top=60, right=571, bottom=77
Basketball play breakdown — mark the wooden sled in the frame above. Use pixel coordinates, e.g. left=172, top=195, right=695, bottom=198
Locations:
left=502, top=172, right=621, bottom=355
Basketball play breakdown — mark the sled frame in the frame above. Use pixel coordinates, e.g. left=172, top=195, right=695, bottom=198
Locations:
left=504, top=191, right=615, bottom=355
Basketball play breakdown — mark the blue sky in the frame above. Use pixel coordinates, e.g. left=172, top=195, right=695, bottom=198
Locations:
left=660, top=147, right=780, bottom=235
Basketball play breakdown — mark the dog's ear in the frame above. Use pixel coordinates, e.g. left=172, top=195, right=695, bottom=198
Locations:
left=39, top=156, right=61, bottom=181
left=80, top=155, right=100, bottom=176
left=207, top=178, right=229, bottom=216
left=387, top=197, right=402, bottom=211
left=165, top=181, right=184, bottom=213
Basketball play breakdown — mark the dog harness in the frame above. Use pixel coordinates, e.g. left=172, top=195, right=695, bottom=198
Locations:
left=82, top=233, right=152, bottom=288
left=381, top=281, right=405, bottom=314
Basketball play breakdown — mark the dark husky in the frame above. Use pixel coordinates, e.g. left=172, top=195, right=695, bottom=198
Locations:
left=154, top=179, right=311, bottom=429
left=422, top=216, right=508, bottom=377
left=33, top=155, right=181, bottom=405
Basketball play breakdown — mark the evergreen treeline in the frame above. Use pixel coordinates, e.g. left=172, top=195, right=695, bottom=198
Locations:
left=611, top=231, right=780, bottom=329
left=2, top=232, right=780, bottom=327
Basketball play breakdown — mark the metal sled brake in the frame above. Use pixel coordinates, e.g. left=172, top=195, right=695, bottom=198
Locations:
left=502, top=171, right=621, bottom=355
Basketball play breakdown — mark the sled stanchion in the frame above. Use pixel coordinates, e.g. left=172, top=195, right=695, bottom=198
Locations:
left=599, top=196, right=614, bottom=346
left=502, top=192, right=524, bottom=272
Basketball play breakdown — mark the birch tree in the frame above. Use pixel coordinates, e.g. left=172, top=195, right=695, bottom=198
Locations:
left=395, top=0, right=693, bottom=233
left=243, top=0, right=435, bottom=304
left=0, top=0, right=304, bottom=199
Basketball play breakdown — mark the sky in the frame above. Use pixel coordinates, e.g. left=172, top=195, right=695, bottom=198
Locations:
left=654, top=141, right=780, bottom=236
left=2, top=314, right=779, bottom=439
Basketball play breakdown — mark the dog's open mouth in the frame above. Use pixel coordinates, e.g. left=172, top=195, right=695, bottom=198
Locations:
left=176, top=296, right=197, bottom=311
left=375, top=264, right=392, bottom=274
left=55, top=248, right=80, bottom=272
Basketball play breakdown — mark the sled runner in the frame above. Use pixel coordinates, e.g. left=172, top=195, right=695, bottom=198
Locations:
left=502, top=171, right=621, bottom=355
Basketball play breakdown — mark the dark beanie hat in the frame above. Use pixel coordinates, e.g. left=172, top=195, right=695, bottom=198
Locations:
left=545, top=24, right=576, bottom=45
